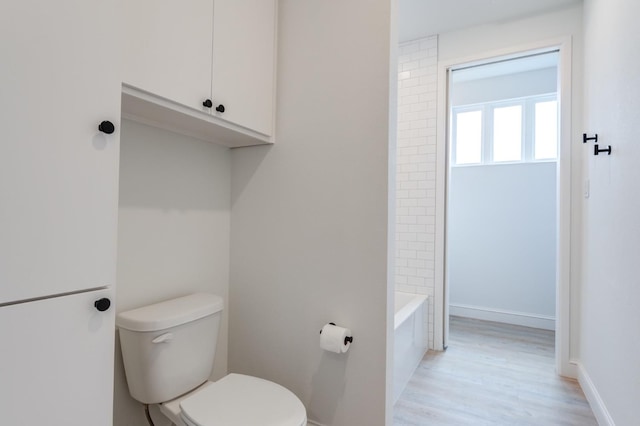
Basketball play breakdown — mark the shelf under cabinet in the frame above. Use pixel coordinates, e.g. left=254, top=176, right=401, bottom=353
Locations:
left=121, top=84, right=273, bottom=148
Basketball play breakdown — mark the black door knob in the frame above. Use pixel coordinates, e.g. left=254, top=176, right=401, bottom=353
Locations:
left=215, top=104, right=225, bottom=113
left=203, top=99, right=213, bottom=108
left=94, top=298, right=111, bottom=312
left=98, top=121, right=115, bottom=134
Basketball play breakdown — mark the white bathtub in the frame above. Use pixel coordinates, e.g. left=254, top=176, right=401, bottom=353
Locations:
left=393, top=291, right=428, bottom=403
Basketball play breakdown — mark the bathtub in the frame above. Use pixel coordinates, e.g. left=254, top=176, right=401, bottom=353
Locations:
left=393, top=291, right=428, bottom=403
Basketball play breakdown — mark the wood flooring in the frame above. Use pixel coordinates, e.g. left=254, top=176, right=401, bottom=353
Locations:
left=394, top=317, right=597, bottom=425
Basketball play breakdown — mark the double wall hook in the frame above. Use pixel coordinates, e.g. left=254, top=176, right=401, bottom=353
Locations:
left=584, top=133, right=612, bottom=156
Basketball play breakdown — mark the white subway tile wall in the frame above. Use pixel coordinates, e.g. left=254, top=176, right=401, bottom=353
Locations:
left=396, top=36, right=438, bottom=349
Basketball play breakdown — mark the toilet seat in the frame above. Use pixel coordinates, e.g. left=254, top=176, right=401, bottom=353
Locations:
left=179, top=374, right=307, bottom=426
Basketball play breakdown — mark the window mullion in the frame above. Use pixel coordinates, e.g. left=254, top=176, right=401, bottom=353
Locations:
left=525, top=99, right=534, bottom=161
left=484, top=105, right=492, bottom=164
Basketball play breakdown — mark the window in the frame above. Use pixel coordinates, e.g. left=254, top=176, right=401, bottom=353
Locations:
left=493, top=105, right=522, bottom=162
left=534, top=100, right=558, bottom=160
left=451, top=95, right=557, bottom=166
left=455, top=110, right=482, bottom=164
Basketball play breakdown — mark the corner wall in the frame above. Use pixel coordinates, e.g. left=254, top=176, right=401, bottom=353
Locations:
left=114, top=120, right=231, bottom=426
left=228, top=1, right=394, bottom=425
left=580, top=0, right=640, bottom=424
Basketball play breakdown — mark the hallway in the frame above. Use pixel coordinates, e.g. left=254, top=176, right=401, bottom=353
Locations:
left=394, top=317, right=597, bottom=425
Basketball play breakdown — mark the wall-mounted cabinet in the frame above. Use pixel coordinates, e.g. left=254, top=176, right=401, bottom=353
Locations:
left=122, top=0, right=277, bottom=147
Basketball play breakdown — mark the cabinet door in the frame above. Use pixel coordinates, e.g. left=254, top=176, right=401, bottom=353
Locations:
left=0, top=0, right=120, bottom=303
left=212, top=0, right=277, bottom=136
left=0, top=289, right=115, bottom=426
left=123, top=0, right=214, bottom=111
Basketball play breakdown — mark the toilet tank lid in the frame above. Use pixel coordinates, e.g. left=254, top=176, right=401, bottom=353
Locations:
left=116, top=293, right=224, bottom=332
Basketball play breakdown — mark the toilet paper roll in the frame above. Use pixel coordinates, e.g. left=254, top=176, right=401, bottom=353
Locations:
left=320, top=324, right=352, bottom=353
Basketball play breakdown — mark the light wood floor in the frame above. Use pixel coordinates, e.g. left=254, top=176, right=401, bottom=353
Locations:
left=394, top=317, right=597, bottom=425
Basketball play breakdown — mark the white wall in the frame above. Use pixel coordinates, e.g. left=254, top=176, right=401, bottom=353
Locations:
left=451, top=67, right=557, bottom=106
left=395, top=36, right=438, bottom=350
left=228, top=1, right=394, bottom=425
left=114, top=120, right=230, bottom=426
left=579, top=0, right=640, bottom=424
left=436, top=4, right=583, bottom=359
left=448, top=163, right=557, bottom=328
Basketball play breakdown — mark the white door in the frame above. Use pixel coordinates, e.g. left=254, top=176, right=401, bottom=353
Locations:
left=212, top=0, right=277, bottom=136
left=0, top=288, right=115, bottom=426
left=0, top=0, right=120, bottom=303
left=122, top=0, right=214, bottom=111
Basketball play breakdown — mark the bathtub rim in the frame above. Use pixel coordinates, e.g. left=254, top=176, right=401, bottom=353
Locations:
left=394, top=291, right=428, bottom=331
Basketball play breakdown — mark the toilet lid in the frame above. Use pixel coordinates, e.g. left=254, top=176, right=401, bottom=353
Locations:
left=180, top=374, right=306, bottom=426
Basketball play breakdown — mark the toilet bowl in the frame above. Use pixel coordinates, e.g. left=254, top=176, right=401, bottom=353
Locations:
left=116, top=293, right=307, bottom=426
left=161, top=375, right=306, bottom=426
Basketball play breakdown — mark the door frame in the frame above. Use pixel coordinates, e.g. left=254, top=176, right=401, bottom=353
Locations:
left=434, top=36, right=576, bottom=377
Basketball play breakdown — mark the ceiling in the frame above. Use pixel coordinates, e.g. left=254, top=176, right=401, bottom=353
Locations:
left=398, top=0, right=582, bottom=42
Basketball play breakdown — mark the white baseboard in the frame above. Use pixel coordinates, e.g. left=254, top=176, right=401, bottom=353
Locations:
left=577, top=362, right=615, bottom=426
left=307, top=420, right=325, bottom=426
left=563, top=358, right=579, bottom=379
left=449, top=304, right=555, bottom=330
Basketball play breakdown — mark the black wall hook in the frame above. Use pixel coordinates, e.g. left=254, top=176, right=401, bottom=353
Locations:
left=594, top=144, right=612, bottom=156
left=583, top=133, right=598, bottom=144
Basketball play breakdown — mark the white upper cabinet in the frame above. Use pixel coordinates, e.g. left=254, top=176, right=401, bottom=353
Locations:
left=211, top=0, right=277, bottom=136
left=122, top=0, right=278, bottom=144
left=0, top=0, right=121, bottom=304
left=122, top=0, right=214, bottom=112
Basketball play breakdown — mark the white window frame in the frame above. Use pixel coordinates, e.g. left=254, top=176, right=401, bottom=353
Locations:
left=451, top=93, right=557, bottom=166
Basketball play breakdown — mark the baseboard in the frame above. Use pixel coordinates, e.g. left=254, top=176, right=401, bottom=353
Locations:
left=562, top=358, right=579, bottom=379
left=577, top=363, right=615, bottom=426
left=449, top=304, right=555, bottom=330
left=307, top=420, right=325, bottom=426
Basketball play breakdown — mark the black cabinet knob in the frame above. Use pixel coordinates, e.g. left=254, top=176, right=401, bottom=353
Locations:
left=215, top=104, right=225, bottom=113
left=94, top=298, right=111, bottom=312
left=98, top=121, right=115, bottom=135
left=203, top=99, right=213, bottom=108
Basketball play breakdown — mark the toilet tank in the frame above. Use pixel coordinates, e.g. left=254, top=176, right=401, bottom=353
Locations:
left=116, top=293, right=224, bottom=404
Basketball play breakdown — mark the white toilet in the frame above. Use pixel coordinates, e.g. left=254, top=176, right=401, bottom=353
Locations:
left=116, top=293, right=307, bottom=426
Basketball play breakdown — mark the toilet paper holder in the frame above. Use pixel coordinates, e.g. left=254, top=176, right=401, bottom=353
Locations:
left=319, top=322, right=354, bottom=345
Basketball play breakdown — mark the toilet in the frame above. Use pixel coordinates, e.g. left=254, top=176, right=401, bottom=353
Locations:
left=116, top=293, right=307, bottom=426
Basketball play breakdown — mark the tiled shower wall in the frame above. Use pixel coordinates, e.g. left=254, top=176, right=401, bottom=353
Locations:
left=396, top=36, right=438, bottom=349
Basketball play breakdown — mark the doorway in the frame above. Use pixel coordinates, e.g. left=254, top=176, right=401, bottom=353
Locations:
left=434, top=41, right=574, bottom=376
left=447, top=50, right=559, bottom=332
